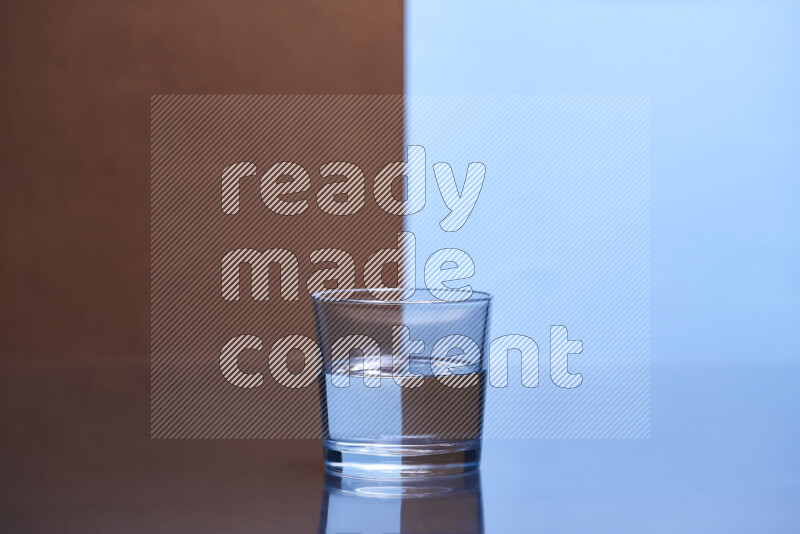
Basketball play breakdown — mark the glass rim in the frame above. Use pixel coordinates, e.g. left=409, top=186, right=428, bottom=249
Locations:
left=311, top=287, right=493, bottom=305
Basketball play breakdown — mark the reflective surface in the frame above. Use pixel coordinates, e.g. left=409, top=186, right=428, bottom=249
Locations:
left=1, top=360, right=798, bottom=532
left=320, top=471, right=483, bottom=533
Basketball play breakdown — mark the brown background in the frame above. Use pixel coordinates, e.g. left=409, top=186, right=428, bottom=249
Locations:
left=150, top=95, right=405, bottom=438
left=0, top=1, right=403, bottom=531
left=0, top=0, right=403, bottom=362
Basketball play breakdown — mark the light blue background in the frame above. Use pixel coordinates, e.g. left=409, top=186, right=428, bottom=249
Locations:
left=407, top=0, right=799, bottom=531
left=405, top=94, right=651, bottom=439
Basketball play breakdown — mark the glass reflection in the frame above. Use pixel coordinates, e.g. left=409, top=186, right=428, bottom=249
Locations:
left=318, top=470, right=484, bottom=534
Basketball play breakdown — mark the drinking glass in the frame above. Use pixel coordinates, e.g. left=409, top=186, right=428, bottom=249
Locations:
left=312, top=288, right=491, bottom=478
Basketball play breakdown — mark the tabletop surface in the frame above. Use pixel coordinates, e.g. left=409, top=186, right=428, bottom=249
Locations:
left=1, top=359, right=798, bottom=533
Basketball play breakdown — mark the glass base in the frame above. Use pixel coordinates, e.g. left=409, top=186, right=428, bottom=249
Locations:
left=323, top=439, right=481, bottom=479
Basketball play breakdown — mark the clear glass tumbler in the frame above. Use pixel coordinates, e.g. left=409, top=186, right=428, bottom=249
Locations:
left=312, top=288, right=491, bottom=478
